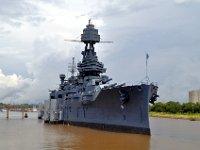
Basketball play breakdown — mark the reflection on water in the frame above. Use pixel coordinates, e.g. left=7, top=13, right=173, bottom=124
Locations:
left=0, top=112, right=200, bottom=150
left=150, top=117, right=200, bottom=150
left=47, top=125, right=150, bottom=150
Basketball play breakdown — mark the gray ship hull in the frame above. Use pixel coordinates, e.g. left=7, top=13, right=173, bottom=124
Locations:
left=46, top=84, right=152, bottom=135
left=42, top=21, right=158, bottom=135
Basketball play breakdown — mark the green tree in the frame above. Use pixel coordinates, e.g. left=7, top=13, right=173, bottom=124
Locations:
left=150, top=101, right=200, bottom=113
left=193, top=103, right=200, bottom=113
left=165, top=101, right=182, bottom=113
left=150, top=102, right=165, bottom=112
left=182, top=102, right=196, bottom=113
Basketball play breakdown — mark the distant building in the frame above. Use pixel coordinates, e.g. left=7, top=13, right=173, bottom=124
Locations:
left=189, top=90, right=200, bottom=103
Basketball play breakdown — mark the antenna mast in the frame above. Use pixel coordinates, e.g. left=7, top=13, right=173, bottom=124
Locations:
left=68, top=57, right=76, bottom=77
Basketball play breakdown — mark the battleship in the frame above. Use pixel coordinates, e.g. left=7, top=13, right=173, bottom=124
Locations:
left=42, top=20, right=159, bottom=135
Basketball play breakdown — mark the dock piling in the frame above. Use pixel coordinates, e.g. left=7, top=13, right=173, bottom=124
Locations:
left=6, top=108, right=9, bottom=119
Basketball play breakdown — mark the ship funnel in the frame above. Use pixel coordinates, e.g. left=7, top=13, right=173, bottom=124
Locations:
left=59, top=74, right=65, bottom=84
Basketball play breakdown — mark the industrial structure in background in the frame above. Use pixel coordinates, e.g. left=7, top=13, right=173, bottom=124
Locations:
left=189, top=90, right=200, bottom=103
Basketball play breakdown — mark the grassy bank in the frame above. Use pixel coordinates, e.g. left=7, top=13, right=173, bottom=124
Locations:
left=150, top=112, right=200, bottom=121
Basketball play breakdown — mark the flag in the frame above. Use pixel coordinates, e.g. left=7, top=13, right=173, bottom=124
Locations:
left=146, top=53, right=149, bottom=60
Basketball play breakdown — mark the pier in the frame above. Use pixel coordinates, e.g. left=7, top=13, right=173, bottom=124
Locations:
left=0, top=104, right=37, bottom=119
left=5, top=108, right=27, bottom=119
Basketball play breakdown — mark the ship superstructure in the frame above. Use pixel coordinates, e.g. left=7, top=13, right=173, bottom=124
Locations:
left=43, top=20, right=158, bottom=135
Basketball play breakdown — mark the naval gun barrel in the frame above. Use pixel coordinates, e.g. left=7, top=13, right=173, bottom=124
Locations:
left=102, top=78, right=112, bottom=84
left=115, top=83, right=126, bottom=88
left=109, top=83, right=117, bottom=88
left=103, top=83, right=117, bottom=89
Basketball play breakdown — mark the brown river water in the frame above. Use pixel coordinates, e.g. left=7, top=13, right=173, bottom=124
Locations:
left=0, top=112, right=200, bottom=150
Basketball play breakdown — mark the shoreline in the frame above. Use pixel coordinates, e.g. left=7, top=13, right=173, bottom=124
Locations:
left=150, top=112, right=200, bottom=121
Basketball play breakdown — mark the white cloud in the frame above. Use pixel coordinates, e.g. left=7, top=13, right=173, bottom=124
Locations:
left=0, top=69, right=33, bottom=103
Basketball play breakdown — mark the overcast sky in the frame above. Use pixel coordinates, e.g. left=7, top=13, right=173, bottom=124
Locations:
left=0, top=0, right=200, bottom=104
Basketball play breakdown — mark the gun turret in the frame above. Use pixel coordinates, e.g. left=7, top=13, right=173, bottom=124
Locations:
left=95, top=79, right=102, bottom=85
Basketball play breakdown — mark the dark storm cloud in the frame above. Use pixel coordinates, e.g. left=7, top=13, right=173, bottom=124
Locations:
left=0, top=0, right=200, bottom=103
left=0, top=0, right=45, bottom=26
left=92, top=0, right=200, bottom=102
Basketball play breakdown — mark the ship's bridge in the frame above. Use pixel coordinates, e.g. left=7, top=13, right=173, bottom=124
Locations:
left=78, top=20, right=106, bottom=77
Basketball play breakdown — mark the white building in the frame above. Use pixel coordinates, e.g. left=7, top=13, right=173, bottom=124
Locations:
left=189, top=90, right=200, bottom=103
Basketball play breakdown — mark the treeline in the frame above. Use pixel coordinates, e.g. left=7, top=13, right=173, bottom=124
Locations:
left=150, top=101, right=200, bottom=113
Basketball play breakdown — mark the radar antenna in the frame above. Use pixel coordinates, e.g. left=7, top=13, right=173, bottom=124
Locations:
left=64, top=39, right=113, bottom=43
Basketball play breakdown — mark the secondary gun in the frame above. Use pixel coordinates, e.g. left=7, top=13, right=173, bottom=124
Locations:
left=115, top=83, right=126, bottom=88
left=103, top=83, right=117, bottom=90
